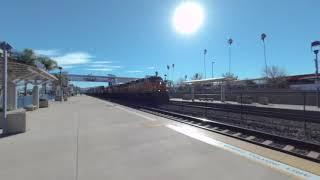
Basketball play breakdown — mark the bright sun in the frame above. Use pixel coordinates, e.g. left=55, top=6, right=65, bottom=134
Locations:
left=172, top=1, right=205, bottom=35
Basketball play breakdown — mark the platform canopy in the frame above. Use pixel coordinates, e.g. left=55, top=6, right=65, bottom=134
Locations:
left=0, top=60, right=58, bottom=85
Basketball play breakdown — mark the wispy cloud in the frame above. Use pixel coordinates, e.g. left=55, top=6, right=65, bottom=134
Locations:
left=36, top=49, right=94, bottom=66
left=62, top=65, right=74, bottom=69
left=127, top=70, right=143, bottom=73
left=35, top=49, right=60, bottom=56
left=147, top=66, right=155, bottom=70
left=87, top=68, right=113, bottom=71
left=35, top=50, right=123, bottom=72
left=53, top=52, right=93, bottom=65
left=91, top=61, right=112, bottom=64
left=89, top=64, right=121, bottom=68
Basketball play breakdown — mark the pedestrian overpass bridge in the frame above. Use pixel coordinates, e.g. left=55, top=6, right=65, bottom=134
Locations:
left=66, top=74, right=139, bottom=85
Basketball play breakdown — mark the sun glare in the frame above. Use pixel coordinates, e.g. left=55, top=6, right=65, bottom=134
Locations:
left=172, top=1, right=205, bottom=35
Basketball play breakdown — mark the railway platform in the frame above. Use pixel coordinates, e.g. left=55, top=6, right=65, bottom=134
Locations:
left=0, top=96, right=319, bottom=180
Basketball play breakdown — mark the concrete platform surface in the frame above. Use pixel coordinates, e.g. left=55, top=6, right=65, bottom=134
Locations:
left=0, top=96, right=301, bottom=180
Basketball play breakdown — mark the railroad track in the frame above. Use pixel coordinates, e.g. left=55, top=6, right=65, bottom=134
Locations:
left=169, top=101, right=320, bottom=123
left=130, top=104, right=320, bottom=163
left=164, top=101, right=320, bottom=144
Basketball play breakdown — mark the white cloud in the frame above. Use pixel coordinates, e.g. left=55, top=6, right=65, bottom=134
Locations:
left=62, top=65, right=74, bottom=69
left=53, top=52, right=93, bottom=65
left=89, top=64, right=121, bottom=68
left=127, top=70, right=143, bottom=73
left=147, top=66, right=155, bottom=70
left=35, top=49, right=60, bottom=56
left=91, top=61, right=112, bottom=64
left=87, top=68, right=113, bottom=71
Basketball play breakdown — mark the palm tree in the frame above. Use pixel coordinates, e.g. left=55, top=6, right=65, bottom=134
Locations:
left=191, top=73, right=202, bottom=80
left=261, top=33, right=268, bottom=74
left=172, top=64, right=175, bottom=81
left=17, top=49, right=37, bottom=96
left=203, top=49, right=207, bottom=79
left=228, top=38, right=233, bottom=74
left=18, top=49, right=37, bottom=66
left=167, top=65, right=170, bottom=81
left=37, top=56, right=58, bottom=94
left=37, top=56, right=58, bottom=71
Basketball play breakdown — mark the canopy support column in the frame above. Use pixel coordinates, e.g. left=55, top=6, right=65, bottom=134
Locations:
left=32, top=85, right=39, bottom=108
left=8, top=82, right=17, bottom=110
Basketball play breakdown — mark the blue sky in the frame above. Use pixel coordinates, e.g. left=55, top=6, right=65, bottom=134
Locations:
left=1, top=0, right=320, bottom=87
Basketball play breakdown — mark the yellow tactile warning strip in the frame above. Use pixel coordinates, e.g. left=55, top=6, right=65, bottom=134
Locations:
left=167, top=124, right=320, bottom=180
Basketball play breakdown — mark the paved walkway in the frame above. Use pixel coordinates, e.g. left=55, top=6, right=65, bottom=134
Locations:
left=0, top=96, right=299, bottom=180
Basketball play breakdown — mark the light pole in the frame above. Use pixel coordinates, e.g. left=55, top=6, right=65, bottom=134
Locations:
left=203, top=49, right=207, bottom=79
left=228, top=38, right=233, bottom=75
left=311, top=41, right=320, bottom=107
left=261, top=33, right=268, bottom=74
left=0, top=41, right=13, bottom=135
left=211, top=61, right=215, bottom=78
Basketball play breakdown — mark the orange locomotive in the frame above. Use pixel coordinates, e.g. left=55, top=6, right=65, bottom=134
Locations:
left=98, top=76, right=169, bottom=104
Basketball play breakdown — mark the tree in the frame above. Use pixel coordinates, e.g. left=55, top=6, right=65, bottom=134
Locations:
left=222, top=72, right=238, bottom=80
left=191, top=73, right=203, bottom=80
left=263, top=65, right=288, bottom=88
left=37, top=56, right=58, bottom=71
left=175, top=78, right=185, bottom=86
left=54, top=73, right=68, bottom=87
left=37, top=56, right=58, bottom=94
left=18, top=49, right=37, bottom=66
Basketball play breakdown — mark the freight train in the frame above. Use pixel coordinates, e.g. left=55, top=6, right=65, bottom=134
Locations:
left=87, top=76, right=169, bottom=104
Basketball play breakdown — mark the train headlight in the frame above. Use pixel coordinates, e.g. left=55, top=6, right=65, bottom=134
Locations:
left=158, top=89, right=161, bottom=92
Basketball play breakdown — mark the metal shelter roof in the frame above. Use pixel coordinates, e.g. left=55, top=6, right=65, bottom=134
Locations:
left=0, top=60, right=58, bottom=85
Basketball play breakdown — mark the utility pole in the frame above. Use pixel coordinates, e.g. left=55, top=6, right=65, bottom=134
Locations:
left=0, top=41, right=13, bottom=135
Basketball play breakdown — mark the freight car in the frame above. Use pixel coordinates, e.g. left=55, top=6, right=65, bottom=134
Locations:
left=88, top=76, right=169, bottom=104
